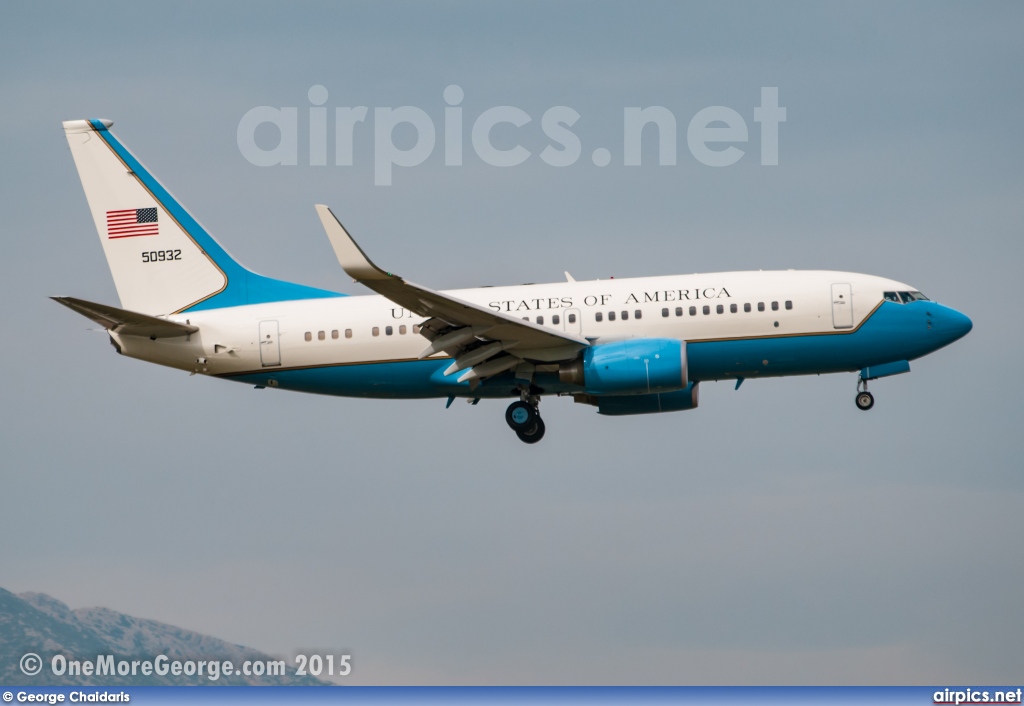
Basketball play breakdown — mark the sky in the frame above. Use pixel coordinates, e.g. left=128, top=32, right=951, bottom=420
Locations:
left=1, top=0, right=1022, bottom=685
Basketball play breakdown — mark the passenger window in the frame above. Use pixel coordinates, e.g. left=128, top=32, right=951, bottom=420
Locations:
left=730, top=303, right=737, bottom=313
left=662, top=308, right=669, bottom=318
left=595, top=312, right=603, bottom=322
left=372, top=327, right=379, bottom=336
left=399, top=325, right=407, bottom=335
left=703, top=305, right=710, bottom=315
left=304, top=332, right=312, bottom=342
left=676, top=307, right=684, bottom=317
left=412, top=325, right=420, bottom=334
left=785, top=300, right=792, bottom=310
left=635, top=310, right=642, bottom=319
left=386, top=326, right=394, bottom=336
left=758, top=302, right=765, bottom=312
left=331, top=330, right=339, bottom=339
left=771, top=301, right=779, bottom=311
left=744, top=303, right=751, bottom=313
left=345, top=329, right=353, bottom=338
left=620, top=311, right=628, bottom=320
left=716, top=304, right=724, bottom=314
left=609, top=311, right=616, bottom=321
left=552, top=314, right=560, bottom=325
left=536, top=316, right=544, bottom=325
left=568, top=313, right=576, bottom=324
left=318, top=330, right=325, bottom=341
left=689, top=306, right=696, bottom=316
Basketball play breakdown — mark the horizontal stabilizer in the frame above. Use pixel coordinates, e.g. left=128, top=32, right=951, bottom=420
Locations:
left=52, top=296, right=198, bottom=338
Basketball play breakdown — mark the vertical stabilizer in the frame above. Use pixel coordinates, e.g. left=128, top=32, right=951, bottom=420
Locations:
left=62, top=119, right=342, bottom=315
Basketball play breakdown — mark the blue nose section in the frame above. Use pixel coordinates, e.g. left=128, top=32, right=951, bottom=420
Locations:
left=936, top=305, right=973, bottom=343
left=947, top=307, right=973, bottom=339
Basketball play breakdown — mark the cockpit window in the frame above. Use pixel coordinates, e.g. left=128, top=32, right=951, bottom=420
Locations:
left=887, top=290, right=930, bottom=304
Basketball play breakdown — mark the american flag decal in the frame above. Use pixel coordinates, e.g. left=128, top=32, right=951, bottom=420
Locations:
left=107, top=207, right=158, bottom=239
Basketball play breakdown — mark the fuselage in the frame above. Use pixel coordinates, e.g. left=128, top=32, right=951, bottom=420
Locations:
left=111, top=269, right=972, bottom=400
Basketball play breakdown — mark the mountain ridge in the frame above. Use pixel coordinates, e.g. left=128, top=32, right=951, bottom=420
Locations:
left=0, top=588, right=328, bottom=686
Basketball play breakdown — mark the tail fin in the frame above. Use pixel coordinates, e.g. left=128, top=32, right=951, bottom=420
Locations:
left=62, top=119, right=341, bottom=315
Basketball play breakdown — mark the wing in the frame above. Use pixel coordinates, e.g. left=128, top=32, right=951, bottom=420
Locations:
left=52, top=296, right=198, bottom=338
left=315, top=205, right=588, bottom=385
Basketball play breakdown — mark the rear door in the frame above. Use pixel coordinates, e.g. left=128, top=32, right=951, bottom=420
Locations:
left=259, top=320, right=281, bottom=366
left=831, top=283, right=854, bottom=329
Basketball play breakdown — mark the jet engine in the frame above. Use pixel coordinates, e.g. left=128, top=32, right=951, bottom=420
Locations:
left=559, top=338, right=687, bottom=396
left=582, top=382, right=701, bottom=416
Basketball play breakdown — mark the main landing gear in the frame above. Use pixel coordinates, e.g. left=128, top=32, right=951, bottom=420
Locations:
left=855, top=378, right=875, bottom=411
left=506, top=397, right=545, bottom=444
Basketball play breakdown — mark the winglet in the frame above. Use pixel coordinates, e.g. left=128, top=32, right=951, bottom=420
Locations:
left=315, top=205, right=395, bottom=282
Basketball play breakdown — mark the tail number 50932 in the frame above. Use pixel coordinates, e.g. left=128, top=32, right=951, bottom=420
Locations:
left=142, top=249, right=181, bottom=263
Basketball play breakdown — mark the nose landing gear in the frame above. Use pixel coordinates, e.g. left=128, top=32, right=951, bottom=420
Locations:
left=506, top=397, right=545, bottom=444
left=855, top=378, right=874, bottom=411
left=856, top=391, right=875, bottom=410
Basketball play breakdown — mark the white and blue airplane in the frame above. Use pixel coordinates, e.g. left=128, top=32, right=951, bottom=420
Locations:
left=56, top=119, right=972, bottom=443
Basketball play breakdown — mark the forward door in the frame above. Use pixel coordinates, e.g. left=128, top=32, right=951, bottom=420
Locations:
left=831, top=284, right=854, bottom=329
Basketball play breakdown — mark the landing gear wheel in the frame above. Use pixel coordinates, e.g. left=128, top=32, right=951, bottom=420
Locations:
left=506, top=400, right=538, bottom=431
left=856, top=391, right=875, bottom=411
left=516, top=417, right=546, bottom=444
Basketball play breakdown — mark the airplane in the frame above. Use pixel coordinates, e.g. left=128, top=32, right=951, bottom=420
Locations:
left=55, top=119, right=973, bottom=444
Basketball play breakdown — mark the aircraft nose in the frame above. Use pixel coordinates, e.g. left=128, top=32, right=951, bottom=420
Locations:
left=949, top=307, right=972, bottom=338
left=936, top=305, right=973, bottom=342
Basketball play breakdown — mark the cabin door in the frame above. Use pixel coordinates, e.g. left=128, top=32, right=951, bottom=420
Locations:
left=259, top=320, right=281, bottom=366
left=831, top=284, right=854, bottom=329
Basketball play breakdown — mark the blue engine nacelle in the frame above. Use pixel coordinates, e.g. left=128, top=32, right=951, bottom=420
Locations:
left=559, top=338, right=688, bottom=396
left=591, top=382, right=700, bottom=416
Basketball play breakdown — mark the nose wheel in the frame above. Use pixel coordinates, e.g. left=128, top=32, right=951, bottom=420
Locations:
left=506, top=399, right=545, bottom=444
left=855, top=391, right=874, bottom=410
left=855, top=378, right=875, bottom=411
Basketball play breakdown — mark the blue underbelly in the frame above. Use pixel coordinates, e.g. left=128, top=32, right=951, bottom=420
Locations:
left=689, top=301, right=933, bottom=380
